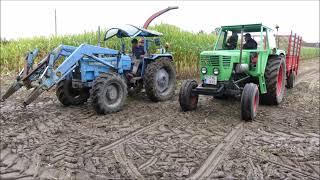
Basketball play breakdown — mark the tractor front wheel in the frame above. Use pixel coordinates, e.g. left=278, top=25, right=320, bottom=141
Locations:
left=56, top=79, right=90, bottom=106
left=179, top=80, right=199, bottom=111
left=261, top=56, right=286, bottom=105
left=91, top=73, right=127, bottom=114
left=144, top=58, right=176, bottom=102
left=241, top=83, right=259, bottom=121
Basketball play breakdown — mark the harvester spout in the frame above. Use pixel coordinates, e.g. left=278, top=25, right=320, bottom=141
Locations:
left=143, top=6, right=179, bottom=29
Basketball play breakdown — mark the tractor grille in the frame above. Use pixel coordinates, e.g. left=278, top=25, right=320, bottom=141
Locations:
left=222, top=56, right=231, bottom=68
left=200, top=55, right=219, bottom=66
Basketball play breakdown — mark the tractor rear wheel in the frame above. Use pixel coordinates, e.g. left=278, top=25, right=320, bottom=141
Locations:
left=286, top=71, right=296, bottom=89
left=261, top=56, right=286, bottom=105
left=56, top=79, right=90, bottom=106
left=179, top=80, right=199, bottom=111
left=144, top=58, right=176, bottom=102
left=91, top=73, right=127, bottom=114
left=241, top=83, right=259, bottom=121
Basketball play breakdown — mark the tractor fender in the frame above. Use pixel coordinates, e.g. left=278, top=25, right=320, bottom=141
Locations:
left=146, top=54, right=173, bottom=62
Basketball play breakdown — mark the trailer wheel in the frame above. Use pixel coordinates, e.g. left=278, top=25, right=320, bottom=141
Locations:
left=91, top=73, right=127, bottom=114
left=144, top=58, right=176, bottom=102
left=286, top=71, right=296, bottom=89
left=241, top=83, right=259, bottom=121
left=179, top=80, right=199, bottom=111
left=56, top=80, right=89, bottom=106
left=261, top=56, right=286, bottom=105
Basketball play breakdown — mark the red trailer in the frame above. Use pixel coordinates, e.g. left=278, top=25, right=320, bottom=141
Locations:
left=285, top=31, right=302, bottom=88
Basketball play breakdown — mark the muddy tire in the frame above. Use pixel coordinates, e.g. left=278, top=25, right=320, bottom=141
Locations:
left=286, top=71, right=296, bottom=89
left=261, top=56, right=286, bottom=105
left=241, top=83, right=259, bottom=121
left=179, top=80, right=199, bottom=111
left=91, top=73, right=127, bottom=114
left=56, top=80, right=89, bottom=106
left=144, top=58, right=176, bottom=102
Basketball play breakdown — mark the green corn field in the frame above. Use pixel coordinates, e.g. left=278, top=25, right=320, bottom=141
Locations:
left=0, top=24, right=319, bottom=78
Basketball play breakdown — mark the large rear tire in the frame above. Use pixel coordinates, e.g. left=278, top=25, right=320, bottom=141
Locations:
left=261, top=56, right=286, bottom=105
left=91, top=73, right=127, bottom=114
left=179, top=80, right=199, bottom=111
left=56, top=80, right=89, bottom=106
left=144, top=58, right=176, bottom=102
left=241, top=83, right=259, bottom=121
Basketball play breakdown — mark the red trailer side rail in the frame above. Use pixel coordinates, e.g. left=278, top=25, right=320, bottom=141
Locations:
left=286, top=31, right=302, bottom=77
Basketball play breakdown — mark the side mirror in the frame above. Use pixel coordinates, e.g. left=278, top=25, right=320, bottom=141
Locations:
left=154, top=38, right=161, bottom=46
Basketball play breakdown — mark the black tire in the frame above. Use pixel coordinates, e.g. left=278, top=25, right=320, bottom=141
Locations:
left=144, top=58, right=176, bottom=102
left=91, top=73, right=127, bottom=114
left=56, top=80, right=89, bottom=106
left=261, top=56, right=286, bottom=105
left=179, top=80, right=199, bottom=111
left=286, top=71, right=295, bottom=89
left=241, top=83, right=259, bottom=121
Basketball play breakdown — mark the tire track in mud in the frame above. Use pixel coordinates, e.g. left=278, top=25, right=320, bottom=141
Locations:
left=113, top=145, right=144, bottom=179
left=189, top=122, right=244, bottom=179
left=99, top=115, right=176, bottom=152
left=244, top=153, right=319, bottom=180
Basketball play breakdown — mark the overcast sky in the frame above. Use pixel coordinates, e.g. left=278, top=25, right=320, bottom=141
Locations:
left=1, top=0, right=319, bottom=42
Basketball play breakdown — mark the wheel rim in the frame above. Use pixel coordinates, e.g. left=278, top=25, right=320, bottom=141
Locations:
left=277, top=64, right=283, bottom=96
left=155, top=68, right=169, bottom=93
left=191, top=95, right=197, bottom=105
left=105, top=83, right=120, bottom=104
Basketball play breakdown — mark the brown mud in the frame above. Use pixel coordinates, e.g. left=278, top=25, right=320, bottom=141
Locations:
left=0, top=58, right=319, bottom=179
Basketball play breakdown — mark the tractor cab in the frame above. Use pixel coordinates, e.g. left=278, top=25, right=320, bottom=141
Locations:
left=104, top=24, right=175, bottom=98
left=104, top=24, right=170, bottom=58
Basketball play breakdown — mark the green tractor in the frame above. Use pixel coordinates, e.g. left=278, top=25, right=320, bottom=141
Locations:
left=179, top=23, right=289, bottom=120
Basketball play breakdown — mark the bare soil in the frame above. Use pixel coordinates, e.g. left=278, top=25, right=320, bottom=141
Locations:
left=0, top=58, right=319, bottom=179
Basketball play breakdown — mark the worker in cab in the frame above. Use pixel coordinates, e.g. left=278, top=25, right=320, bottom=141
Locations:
left=225, top=32, right=238, bottom=50
left=243, top=33, right=257, bottom=49
left=131, top=38, right=145, bottom=75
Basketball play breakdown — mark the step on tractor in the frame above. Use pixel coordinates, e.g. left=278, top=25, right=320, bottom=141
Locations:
left=1, top=7, right=178, bottom=114
left=179, top=23, right=302, bottom=120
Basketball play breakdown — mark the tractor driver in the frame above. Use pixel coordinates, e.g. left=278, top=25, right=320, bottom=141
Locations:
left=131, top=38, right=145, bottom=75
left=225, top=32, right=238, bottom=50
left=243, top=33, right=257, bottom=49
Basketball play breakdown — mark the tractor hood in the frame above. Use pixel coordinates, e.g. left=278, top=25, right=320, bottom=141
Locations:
left=200, top=50, right=250, bottom=58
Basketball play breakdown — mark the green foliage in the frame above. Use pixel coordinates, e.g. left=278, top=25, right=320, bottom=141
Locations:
left=0, top=24, right=319, bottom=77
left=300, top=47, right=320, bottom=60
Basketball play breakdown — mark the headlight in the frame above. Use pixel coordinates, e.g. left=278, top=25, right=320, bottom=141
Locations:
left=201, top=67, right=207, bottom=74
left=213, top=68, right=219, bottom=75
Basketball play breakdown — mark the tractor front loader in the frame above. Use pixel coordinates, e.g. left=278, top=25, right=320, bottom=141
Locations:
left=2, top=44, right=131, bottom=112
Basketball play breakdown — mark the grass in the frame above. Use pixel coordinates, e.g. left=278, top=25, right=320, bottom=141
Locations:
left=0, top=24, right=319, bottom=77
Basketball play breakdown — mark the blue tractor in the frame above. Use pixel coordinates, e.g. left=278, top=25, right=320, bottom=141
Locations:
left=1, top=7, right=178, bottom=114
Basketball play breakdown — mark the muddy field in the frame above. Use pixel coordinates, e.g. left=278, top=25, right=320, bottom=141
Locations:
left=0, top=59, right=319, bottom=180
